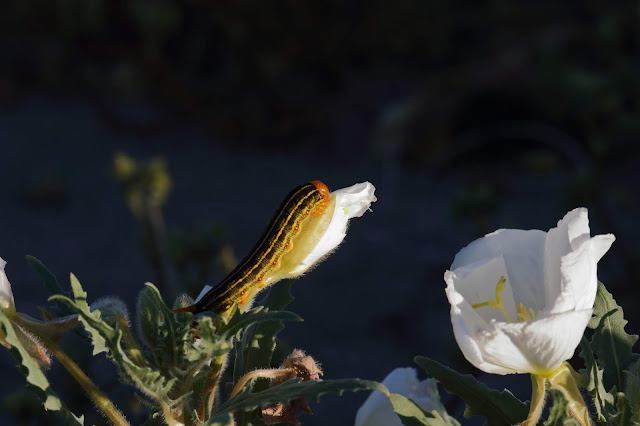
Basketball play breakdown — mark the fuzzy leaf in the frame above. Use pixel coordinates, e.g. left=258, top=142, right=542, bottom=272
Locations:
left=587, top=282, right=639, bottom=392
left=50, top=275, right=176, bottom=407
left=542, top=390, right=579, bottom=426
left=182, top=315, right=233, bottom=363
left=25, top=255, right=75, bottom=317
left=624, top=359, right=640, bottom=423
left=219, top=305, right=301, bottom=341
left=579, top=336, right=615, bottom=421
left=610, top=392, right=637, bottom=426
left=0, top=310, right=84, bottom=424
left=414, top=356, right=527, bottom=426
left=215, top=378, right=387, bottom=414
left=237, top=279, right=295, bottom=380
left=233, top=280, right=296, bottom=426
left=137, top=282, right=186, bottom=366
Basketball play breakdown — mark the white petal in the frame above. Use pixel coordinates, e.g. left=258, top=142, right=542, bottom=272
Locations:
left=490, top=309, right=593, bottom=374
left=295, top=182, right=376, bottom=271
left=590, top=234, right=616, bottom=263
left=451, top=229, right=547, bottom=312
left=545, top=210, right=615, bottom=313
left=543, top=208, right=590, bottom=308
left=194, top=285, right=213, bottom=303
left=445, top=275, right=516, bottom=374
left=444, top=208, right=615, bottom=378
left=447, top=256, right=516, bottom=323
left=354, top=367, right=445, bottom=426
left=0, top=257, right=15, bottom=315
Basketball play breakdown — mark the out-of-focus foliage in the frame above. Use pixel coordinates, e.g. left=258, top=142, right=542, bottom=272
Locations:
left=1, top=0, right=637, bottom=158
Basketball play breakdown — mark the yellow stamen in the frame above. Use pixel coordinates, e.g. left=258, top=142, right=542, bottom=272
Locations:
left=472, top=276, right=512, bottom=322
left=517, top=303, right=541, bottom=322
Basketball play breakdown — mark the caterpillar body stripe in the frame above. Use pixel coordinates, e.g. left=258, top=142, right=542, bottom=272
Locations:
left=176, top=180, right=332, bottom=315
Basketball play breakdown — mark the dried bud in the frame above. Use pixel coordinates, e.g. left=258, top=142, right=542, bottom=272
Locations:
left=261, top=350, right=323, bottom=426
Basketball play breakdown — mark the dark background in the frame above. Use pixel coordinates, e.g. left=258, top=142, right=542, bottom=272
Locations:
left=1, top=1, right=639, bottom=425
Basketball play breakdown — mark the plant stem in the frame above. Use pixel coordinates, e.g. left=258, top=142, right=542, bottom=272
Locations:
left=45, top=341, right=130, bottom=426
left=230, top=368, right=293, bottom=399
left=13, top=316, right=129, bottom=426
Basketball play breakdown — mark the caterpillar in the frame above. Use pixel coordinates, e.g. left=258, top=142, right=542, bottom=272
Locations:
left=175, top=180, right=333, bottom=315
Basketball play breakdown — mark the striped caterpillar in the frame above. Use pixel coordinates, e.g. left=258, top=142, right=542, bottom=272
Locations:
left=175, top=181, right=334, bottom=315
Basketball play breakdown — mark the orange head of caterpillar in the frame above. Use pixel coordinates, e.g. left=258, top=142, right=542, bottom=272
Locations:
left=310, top=180, right=330, bottom=216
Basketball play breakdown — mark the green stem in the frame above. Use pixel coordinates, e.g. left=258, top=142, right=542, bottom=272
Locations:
left=13, top=316, right=129, bottom=426
left=199, top=354, right=227, bottom=420
left=116, top=315, right=147, bottom=367
left=522, top=374, right=546, bottom=426
left=45, top=341, right=130, bottom=426
left=230, top=368, right=293, bottom=399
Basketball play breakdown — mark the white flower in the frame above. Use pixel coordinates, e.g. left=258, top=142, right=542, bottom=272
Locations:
left=445, top=208, right=615, bottom=376
left=194, top=182, right=377, bottom=304
left=354, top=367, right=446, bottom=426
left=291, top=181, right=377, bottom=275
left=0, top=257, right=16, bottom=317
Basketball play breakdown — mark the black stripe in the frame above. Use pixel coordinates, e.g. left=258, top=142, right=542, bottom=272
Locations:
left=195, top=183, right=321, bottom=313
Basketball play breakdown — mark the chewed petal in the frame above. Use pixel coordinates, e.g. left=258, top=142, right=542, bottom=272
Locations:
left=295, top=182, right=376, bottom=271
left=331, top=181, right=377, bottom=218
left=494, top=309, right=593, bottom=374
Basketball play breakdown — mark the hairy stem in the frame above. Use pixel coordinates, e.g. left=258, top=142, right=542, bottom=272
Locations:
left=230, top=368, right=293, bottom=399
left=46, top=341, right=130, bottom=426
left=13, top=316, right=129, bottom=426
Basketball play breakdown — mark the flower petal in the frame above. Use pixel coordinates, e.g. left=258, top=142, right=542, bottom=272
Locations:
left=354, top=367, right=445, bottom=426
left=543, top=208, right=590, bottom=308
left=451, top=229, right=547, bottom=312
left=489, top=309, right=593, bottom=374
left=447, top=256, right=516, bottom=322
left=293, top=182, right=376, bottom=273
left=446, top=275, right=518, bottom=374
left=590, top=234, right=616, bottom=263
left=0, top=257, right=15, bottom=317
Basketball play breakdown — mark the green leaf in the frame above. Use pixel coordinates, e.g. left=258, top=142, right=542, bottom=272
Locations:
left=219, top=305, right=301, bottom=341
left=215, top=378, right=387, bottom=414
left=387, top=393, right=458, bottom=426
left=624, top=359, right=640, bottom=423
left=579, top=336, right=615, bottom=422
left=232, top=280, right=297, bottom=426
left=0, top=310, right=84, bottom=424
left=197, top=412, right=234, bottom=426
left=414, top=356, right=528, bottom=426
left=25, top=255, right=75, bottom=317
left=137, top=282, right=186, bottom=366
left=610, top=392, right=637, bottom=426
left=50, top=275, right=176, bottom=408
left=542, top=390, right=579, bottom=426
left=588, top=282, right=639, bottom=392
left=241, top=279, right=295, bottom=376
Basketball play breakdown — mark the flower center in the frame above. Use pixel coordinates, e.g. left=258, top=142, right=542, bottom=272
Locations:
left=471, top=276, right=539, bottom=323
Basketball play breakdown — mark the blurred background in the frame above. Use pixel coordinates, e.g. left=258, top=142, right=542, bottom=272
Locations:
left=1, top=1, right=639, bottom=424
